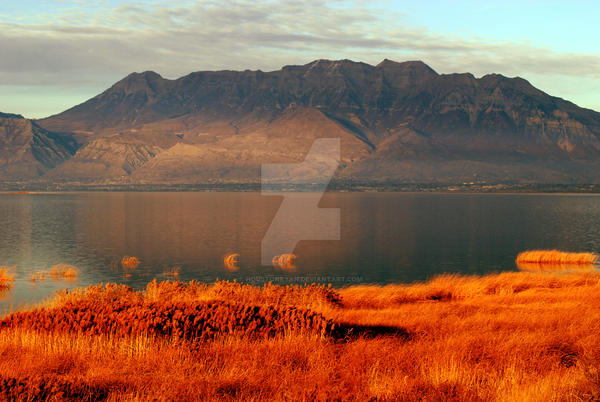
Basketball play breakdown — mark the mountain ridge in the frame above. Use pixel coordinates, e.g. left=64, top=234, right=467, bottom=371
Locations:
left=1, top=58, right=598, bottom=186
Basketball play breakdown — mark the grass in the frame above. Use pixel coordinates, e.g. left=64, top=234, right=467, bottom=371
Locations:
left=49, top=264, right=79, bottom=280
left=517, top=261, right=597, bottom=272
left=272, top=254, right=297, bottom=271
left=162, top=266, right=181, bottom=277
left=516, top=250, right=599, bottom=265
left=1, top=271, right=600, bottom=400
left=223, top=254, right=240, bottom=272
left=121, top=256, right=141, bottom=270
left=29, top=264, right=79, bottom=283
left=0, top=267, right=15, bottom=290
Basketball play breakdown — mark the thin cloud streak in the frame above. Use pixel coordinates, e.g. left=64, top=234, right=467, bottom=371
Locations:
left=0, top=0, right=599, bottom=114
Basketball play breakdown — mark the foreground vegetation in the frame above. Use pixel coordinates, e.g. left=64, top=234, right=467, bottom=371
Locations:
left=1, top=271, right=600, bottom=400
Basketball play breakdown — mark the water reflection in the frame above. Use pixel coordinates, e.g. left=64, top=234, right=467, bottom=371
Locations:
left=0, top=192, right=599, bottom=308
left=517, top=262, right=598, bottom=272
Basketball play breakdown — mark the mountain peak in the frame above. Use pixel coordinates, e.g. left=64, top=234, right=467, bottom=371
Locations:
left=376, top=59, right=438, bottom=75
left=112, top=70, right=164, bottom=86
left=111, top=71, right=166, bottom=94
left=124, top=71, right=163, bottom=80
left=303, top=58, right=371, bottom=70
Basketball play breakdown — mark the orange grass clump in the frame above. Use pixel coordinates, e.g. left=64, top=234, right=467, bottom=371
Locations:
left=0, top=372, right=108, bottom=400
left=29, top=271, right=48, bottom=282
left=162, top=266, right=181, bottom=277
left=49, top=264, right=79, bottom=280
left=30, top=265, right=79, bottom=283
left=1, top=272, right=600, bottom=400
left=0, top=297, right=340, bottom=341
left=272, top=254, right=297, bottom=271
left=223, top=253, right=240, bottom=272
left=0, top=267, right=15, bottom=290
left=517, top=261, right=597, bottom=272
left=516, top=250, right=599, bottom=265
left=121, top=256, right=141, bottom=269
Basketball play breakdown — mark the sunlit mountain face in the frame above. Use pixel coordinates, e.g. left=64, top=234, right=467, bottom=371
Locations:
left=1, top=59, right=599, bottom=186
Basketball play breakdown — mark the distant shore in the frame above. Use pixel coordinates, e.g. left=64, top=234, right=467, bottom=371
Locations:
left=0, top=182, right=599, bottom=193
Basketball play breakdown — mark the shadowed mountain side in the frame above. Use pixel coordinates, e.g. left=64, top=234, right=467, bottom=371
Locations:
left=0, top=114, right=77, bottom=180
left=44, top=136, right=163, bottom=181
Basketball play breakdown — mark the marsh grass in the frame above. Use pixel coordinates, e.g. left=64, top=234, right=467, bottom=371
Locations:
left=49, top=264, right=79, bottom=280
left=272, top=254, right=297, bottom=271
left=29, top=271, right=47, bottom=282
left=1, top=272, right=600, bottom=400
left=517, top=261, right=597, bottom=272
left=121, top=256, right=141, bottom=270
left=223, top=253, right=240, bottom=272
left=162, top=266, right=181, bottom=277
left=30, top=264, right=79, bottom=283
left=516, top=250, right=599, bottom=265
left=0, top=267, right=15, bottom=290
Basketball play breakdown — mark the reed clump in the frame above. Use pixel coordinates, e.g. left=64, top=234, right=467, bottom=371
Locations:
left=121, top=256, right=141, bottom=269
left=0, top=298, right=339, bottom=341
left=517, top=261, right=597, bottom=272
left=272, top=254, right=297, bottom=270
left=0, top=374, right=108, bottom=401
left=144, top=280, right=342, bottom=310
left=163, top=266, right=181, bottom=277
left=516, top=250, right=599, bottom=265
left=29, top=264, right=79, bottom=283
left=49, top=264, right=79, bottom=280
left=223, top=253, right=240, bottom=272
left=0, top=267, right=15, bottom=290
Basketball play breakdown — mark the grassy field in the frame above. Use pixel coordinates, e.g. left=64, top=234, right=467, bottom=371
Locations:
left=0, top=271, right=599, bottom=400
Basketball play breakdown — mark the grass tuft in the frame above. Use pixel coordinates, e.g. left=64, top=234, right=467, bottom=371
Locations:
left=272, top=254, right=297, bottom=271
left=224, top=253, right=240, bottom=271
left=0, top=267, right=15, bottom=290
left=49, top=264, right=79, bottom=280
left=121, top=256, right=141, bottom=269
left=516, top=250, right=599, bottom=265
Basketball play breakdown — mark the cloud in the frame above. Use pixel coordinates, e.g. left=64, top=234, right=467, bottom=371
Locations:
left=0, top=0, right=599, bottom=112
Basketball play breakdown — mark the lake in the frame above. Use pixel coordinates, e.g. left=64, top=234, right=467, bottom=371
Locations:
left=1, top=192, right=599, bottom=310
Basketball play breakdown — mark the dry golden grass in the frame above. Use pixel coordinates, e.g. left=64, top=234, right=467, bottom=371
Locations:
left=121, top=256, right=140, bottom=270
left=223, top=253, right=240, bottom=272
left=162, top=266, right=181, bottom=277
left=0, top=267, right=15, bottom=290
left=272, top=253, right=297, bottom=271
left=29, top=271, right=47, bottom=282
left=30, top=264, right=79, bottom=283
left=517, top=250, right=599, bottom=265
left=1, top=272, right=600, bottom=401
left=49, top=264, right=79, bottom=280
left=517, top=261, right=597, bottom=272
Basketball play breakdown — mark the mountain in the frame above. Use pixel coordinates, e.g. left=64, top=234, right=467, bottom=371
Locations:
left=0, top=113, right=77, bottom=179
left=14, top=59, right=600, bottom=186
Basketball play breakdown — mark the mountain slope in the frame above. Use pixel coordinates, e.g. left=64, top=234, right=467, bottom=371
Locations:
left=31, top=59, right=600, bottom=185
left=0, top=114, right=77, bottom=180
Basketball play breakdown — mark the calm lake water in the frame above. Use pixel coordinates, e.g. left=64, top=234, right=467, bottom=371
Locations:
left=1, top=192, right=599, bottom=310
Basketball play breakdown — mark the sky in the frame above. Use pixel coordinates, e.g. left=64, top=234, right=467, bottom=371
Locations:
left=1, top=0, right=599, bottom=118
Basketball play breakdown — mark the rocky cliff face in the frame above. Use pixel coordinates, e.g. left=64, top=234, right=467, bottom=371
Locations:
left=7, top=59, right=600, bottom=185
